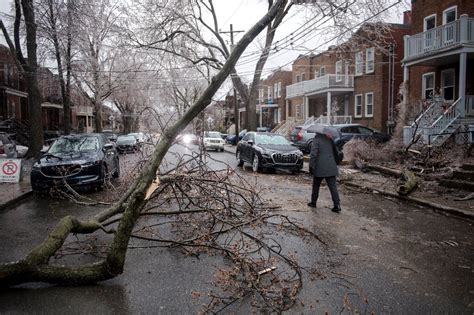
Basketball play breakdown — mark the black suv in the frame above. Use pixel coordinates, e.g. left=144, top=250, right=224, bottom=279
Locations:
left=236, top=132, right=303, bottom=173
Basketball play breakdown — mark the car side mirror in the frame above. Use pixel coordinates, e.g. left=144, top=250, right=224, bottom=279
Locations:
left=248, top=140, right=254, bottom=146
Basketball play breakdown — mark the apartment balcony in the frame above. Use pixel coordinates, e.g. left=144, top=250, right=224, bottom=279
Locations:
left=286, top=74, right=354, bottom=99
left=404, top=15, right=474, bottom=64
left=76, top=105, right=94, bottom=116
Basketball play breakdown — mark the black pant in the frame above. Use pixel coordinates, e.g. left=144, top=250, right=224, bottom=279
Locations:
left=311, top=176, right=340, bottom=206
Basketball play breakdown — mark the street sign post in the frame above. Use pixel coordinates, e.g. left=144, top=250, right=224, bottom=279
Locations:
left=0, top=159, right=22, bottom=183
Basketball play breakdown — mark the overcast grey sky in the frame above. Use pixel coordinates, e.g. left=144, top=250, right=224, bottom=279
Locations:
left=0, top=0, right=408, bottom=84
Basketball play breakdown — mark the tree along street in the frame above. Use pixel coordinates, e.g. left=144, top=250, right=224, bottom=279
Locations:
left=0, top=145, right=472, bottom=313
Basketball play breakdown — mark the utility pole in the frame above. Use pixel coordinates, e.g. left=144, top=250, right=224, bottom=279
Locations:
left=220, top=24, right=244, bottom=143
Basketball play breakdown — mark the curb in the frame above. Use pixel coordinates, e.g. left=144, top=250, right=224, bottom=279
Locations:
left=343, top=181, right=473, bottom=220
left=0, top=189, right=34, bottom=211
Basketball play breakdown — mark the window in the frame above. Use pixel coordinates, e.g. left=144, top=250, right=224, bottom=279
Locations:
left=267, top=86, right=272, bottom=100
left=277, top=82, right=282, bottom=97
left=335, top=60, right=342, bottom=82
left=355, top=94, right=363, bottom=117
left=366, top=48, right=374, bottom=73
left=365, top=92, right=374, bottom=117
left=422, top=72, right=435, bottom=100
left=320, top=66, right=326, bottom=77
left=424, top=14, right=436, bottom=49
left=258, top=89, right=264, bottom=103
left=441, top=69, right=455, bottom=101
left=301, top=73, right=306, bottom=81
left=424, top=14, right=436, bottom=31
left=355, top=52, right=363, bottom=75
left=358, top=126, right=374, bottom=135
left=443, top=6, right=457, bottom=43
left=274, top=83, right=278, bottom=99
left=296, top=74, right=301, bottom=83
left=443, top=6, right=456, bottom=24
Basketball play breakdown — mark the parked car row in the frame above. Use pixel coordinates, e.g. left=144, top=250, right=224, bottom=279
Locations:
left=290, top=123, right=391, bottom=153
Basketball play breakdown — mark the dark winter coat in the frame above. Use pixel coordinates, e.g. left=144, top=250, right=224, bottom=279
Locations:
left=309, top=133, right=338, bottom=178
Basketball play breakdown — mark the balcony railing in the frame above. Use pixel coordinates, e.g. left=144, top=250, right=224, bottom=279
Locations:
left=286, top=74, right=354, bottom=99
left=404, top=15, right=474, bottom=61
left=76, top=105, right=93, bottom=115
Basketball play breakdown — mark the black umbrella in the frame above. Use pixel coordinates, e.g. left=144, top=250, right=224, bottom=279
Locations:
left=306, top=123, right=340, bottom=140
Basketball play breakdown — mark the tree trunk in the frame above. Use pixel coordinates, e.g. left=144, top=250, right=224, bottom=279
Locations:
left=22, top=0, right=44, bottom=157
left=122, top=114, right=134, bottom=134
left=94, top=101, right=102, bottom=132
left=245, top=0, right=290, bottom=131
left=48, top=0, right=70, bottom=135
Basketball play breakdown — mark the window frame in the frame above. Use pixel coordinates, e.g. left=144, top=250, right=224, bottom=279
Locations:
left=422, top=72, right=435, bottom=100
left=277, top=82, right=282, bottom=98
left=441, top=68, right=455, bottom=102
left=355, top=52, right=363, bottom=76
left=423, top=14, right=437, bottom=31
left=319, top=66, right=326, bottom=77
left=335, top=60, right=343, bottom=82
left=366, top=48, right=374, bottom=74
left=354, top=94, right=363, bottom=118
left=267, top=86, right=272, bottom=100
left=365, top=92, right=374, bottom=117
left=442, top=6, right=457, bottom=24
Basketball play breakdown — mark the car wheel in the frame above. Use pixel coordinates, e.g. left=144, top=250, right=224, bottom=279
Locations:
left=236, top=151, right=244, bottom=167
left=112, top=157, right=120, bottom=178
left=97, top=164, right=107, bottom=191
left=252, top=154, right=260, bottom=173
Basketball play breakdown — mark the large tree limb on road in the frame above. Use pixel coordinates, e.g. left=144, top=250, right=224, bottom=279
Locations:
left=0, top=0, right=287, bottom=288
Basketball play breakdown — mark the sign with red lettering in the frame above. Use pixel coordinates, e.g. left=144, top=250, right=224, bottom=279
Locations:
left=0, top=159, right=22, bottom=183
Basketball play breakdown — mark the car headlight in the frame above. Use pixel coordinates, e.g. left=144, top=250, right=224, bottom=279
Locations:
left=32, top=162, right=41, bottom=170
left=82, top=160, right=101, bottom=167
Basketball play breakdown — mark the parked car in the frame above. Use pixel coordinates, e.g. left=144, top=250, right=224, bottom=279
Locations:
left=236, top=131, right=303, bottom=173
left=290, top=123, right=390, bottom=153
left=256, top=127, right=272, bottom=132
left=226, top=129, right=247, bottom=145
left=202, top=131, right=225, bottom=151
left=128, top=132, right=147, bottom=144
left=31, top=133, right=119, bottom=192
left=101, top=131, right=118, bottom=142
left=116, top=135, right=140, bottom=153
left=0, top=132, right=28, bottom=158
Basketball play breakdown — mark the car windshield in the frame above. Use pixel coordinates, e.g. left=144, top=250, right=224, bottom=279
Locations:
left=256, top=134, right=290, bottom=145
left=117, top=136, right=136, bottom=144
left=49, top=136, right=99, bottom=153
left=204, top=132, right=221, bottom=139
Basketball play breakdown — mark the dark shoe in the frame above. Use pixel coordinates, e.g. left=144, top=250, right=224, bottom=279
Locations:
left=307, top=202, right=316, bottom=208
left=331, top=205, right=341, bottom=212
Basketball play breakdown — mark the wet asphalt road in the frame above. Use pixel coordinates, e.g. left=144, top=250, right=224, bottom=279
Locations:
left=0, top=144, right=473, bottom=314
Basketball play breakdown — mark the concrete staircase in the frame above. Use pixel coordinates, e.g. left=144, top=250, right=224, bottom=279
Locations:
left=440, top=163, right=474, bottom=192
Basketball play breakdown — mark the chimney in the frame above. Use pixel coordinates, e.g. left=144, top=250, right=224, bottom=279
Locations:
left=403, top=10, right=412, bottom=25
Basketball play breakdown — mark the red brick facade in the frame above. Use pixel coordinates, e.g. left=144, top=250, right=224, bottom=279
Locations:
left=405, top=0, right=474, bottom=116
left=258, top=70, right=292, bottom=128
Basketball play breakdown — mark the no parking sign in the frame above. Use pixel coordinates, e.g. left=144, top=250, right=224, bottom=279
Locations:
left=0, top=159, right=22, bottom=183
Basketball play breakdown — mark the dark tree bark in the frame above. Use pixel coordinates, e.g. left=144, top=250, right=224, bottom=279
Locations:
left=21, top=0, right=44, bottom=156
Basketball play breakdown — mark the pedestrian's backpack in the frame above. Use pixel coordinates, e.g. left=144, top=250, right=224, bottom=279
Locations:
left=331, top=140, right=344, bottom=165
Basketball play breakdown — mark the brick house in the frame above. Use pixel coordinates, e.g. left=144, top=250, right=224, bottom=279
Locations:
left=0, top=45, right=28, bottom=123
left=285, top=20, right=411, bottom=133
left=402, top=0, right=474, bottom=145
left=257, top=69, right=292, bottom=128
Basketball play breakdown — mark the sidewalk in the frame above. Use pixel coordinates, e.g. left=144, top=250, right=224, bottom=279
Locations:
left=0, top=159, right=33, bottom=211
left=223, top=144, right=474, bottom=219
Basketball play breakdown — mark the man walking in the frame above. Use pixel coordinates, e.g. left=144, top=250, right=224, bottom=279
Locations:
left=307, top=132, right=341, bottom=212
